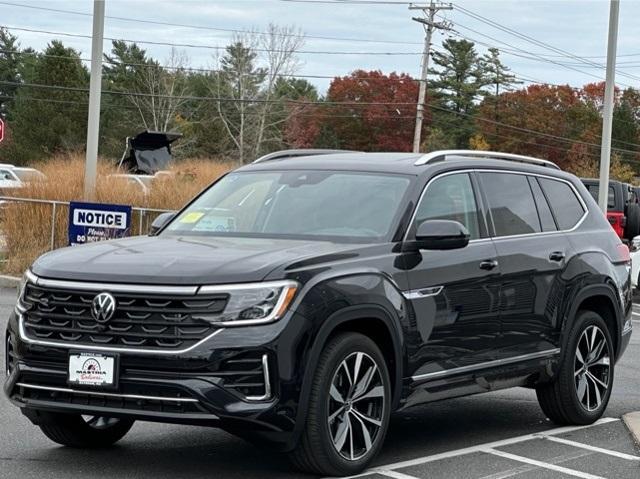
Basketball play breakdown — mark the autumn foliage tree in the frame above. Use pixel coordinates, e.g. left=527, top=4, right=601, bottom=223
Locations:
left=287, top=70, right=419, bottom=151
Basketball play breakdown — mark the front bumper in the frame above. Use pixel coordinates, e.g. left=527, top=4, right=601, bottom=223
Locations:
left=4, top=310, right=305, bottom=445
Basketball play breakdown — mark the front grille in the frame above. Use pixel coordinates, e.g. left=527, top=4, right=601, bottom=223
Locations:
left=21, top=283, right=228, bottom=351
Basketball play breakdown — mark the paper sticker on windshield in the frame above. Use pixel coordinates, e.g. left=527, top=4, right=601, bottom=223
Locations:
left=193, top=216, right=236, bottom=232
left=179, top=212, right=204, bottom=224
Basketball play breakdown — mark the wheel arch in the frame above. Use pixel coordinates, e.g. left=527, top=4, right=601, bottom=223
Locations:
left=565, top=283, right=622, bottom=358
left=287, top=303, right=405, bottom=450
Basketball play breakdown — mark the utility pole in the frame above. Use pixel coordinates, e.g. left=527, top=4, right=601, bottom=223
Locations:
left=83, top=0, right=105, bottom=200
left=598, top=0, right=620, bottom=214
left=410, top=1, right=452, bottom=153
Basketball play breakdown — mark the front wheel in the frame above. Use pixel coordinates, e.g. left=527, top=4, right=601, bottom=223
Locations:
left=289, top=332, right=391, bottom=476
left=536, top=310, right=614, bottom=425
left=37, top=412, right=135, bottom=448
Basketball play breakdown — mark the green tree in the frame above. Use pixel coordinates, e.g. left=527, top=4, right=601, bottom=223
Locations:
left=0, top=27, right=21, bottom=118
left=429, top=39, right=487, bottom=148
left=211, top=41, right=267, bottom=162
left=8, top=41, right=89, bottom=163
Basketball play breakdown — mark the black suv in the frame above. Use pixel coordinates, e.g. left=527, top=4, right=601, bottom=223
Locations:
left=4, top=149, right=632, bottom=476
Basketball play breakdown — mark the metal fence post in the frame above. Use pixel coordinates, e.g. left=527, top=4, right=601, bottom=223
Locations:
left=50, top=202, right=57, bottom=250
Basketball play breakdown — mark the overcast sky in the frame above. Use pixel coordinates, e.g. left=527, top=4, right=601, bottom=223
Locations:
left=2, top=0, right=639, bottom=93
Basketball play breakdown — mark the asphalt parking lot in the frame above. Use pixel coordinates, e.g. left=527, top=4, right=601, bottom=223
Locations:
left=1, top=288, right=639, bottom=479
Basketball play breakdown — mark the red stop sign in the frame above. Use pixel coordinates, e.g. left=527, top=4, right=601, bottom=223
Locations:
left=0, top=118, right=4, bottom=143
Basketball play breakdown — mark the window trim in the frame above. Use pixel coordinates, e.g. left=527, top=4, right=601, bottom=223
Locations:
left=404, top=170, right=487, bottom=242
left=404, top=169, right=588, bottom=243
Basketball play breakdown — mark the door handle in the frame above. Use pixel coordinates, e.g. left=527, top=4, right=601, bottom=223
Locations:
left=549, top=251, right=565, bottom=262
left=479, top=259, right=499, bottom=270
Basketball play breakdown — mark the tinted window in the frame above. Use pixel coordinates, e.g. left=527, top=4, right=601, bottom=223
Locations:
left=584, top=184, right=615, bottom=209
left=480, top=173, right=541, bottom=237
left=414, top=173, right=480, bottom=239
left=529, top=177, right=557, bottom=232
left=539, top=178, right=585, bottom=230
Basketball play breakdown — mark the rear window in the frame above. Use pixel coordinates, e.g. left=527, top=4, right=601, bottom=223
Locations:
left=479, top=172, right=541, bottom=237
left=584, top=184, right=615, bottom=209
left=539, top=178, right=585, bottom=230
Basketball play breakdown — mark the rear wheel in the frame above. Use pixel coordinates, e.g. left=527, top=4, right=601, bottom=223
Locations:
left=536, top=310, right=614, bottom=425
left=289, top=332, right=391, bottom=476
left=37, top=412, right=134, bottom=448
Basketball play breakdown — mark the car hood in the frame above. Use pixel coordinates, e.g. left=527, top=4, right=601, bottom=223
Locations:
left=31, top=235, right=359, bottom=285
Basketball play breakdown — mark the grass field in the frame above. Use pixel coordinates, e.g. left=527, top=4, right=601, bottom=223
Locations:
left=1, top=153, right=232, bottom=274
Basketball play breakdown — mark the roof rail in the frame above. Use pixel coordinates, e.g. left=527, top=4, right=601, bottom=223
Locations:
left=414, top=149, right=560, bottom=170
left=253, top=149, right=358, bottom=164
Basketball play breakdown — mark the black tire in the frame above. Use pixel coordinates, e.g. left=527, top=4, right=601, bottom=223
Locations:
left=38, top=412, right=134, bottom=448
left=536, top=310, right=614, bottom=425
left=625, top=203, right=640, bottom=241
left=289, top=332, right=391, bottom=476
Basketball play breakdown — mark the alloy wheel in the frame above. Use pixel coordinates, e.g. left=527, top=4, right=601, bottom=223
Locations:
left=327, top=351, right=385, bottom=461
left=574, top=325, right=611, bottom=412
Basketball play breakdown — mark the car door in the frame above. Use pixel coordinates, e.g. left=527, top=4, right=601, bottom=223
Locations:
left=405, top=171, right=502, bottom=381
left=478, top=171, right=581, bottom=359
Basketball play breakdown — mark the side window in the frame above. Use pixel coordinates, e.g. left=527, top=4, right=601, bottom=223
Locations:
left=414, top=173, right=480, bottom=239
left=480, top=172, right=541, bottom=237
left=529, top=177, right=557, bottom=232
left=538, top=178, right=585, bottom=230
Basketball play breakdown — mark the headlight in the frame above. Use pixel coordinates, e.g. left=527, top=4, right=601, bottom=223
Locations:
left=17, top=270, right=33, bottom=302
left=198, top=280, right=299, bottom=326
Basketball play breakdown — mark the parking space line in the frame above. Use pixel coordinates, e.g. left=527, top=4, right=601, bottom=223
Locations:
left=540, top=435, right=640, bottom=461
left=375, top=470, right=421, bottom=479
left=481, top=448, right=606, bottom=479
left=339, top=418, right=619, bottom=479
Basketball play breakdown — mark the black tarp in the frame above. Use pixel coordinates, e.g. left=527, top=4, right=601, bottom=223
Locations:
left=118, top=131, right=182, bottom=174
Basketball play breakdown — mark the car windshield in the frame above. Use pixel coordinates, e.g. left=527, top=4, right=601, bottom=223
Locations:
left=13, top=169, right=44, bottom=182
left=163, top=170, right=412, bottom=242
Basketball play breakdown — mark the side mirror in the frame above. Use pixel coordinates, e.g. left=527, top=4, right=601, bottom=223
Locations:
left=415, top=220, right=470, bottom=250
left=149, top=211, right=175, bottom=235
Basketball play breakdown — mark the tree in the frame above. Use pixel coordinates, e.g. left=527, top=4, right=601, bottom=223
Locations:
left=481, top=48, right=520, bottom=98
left=429, top=39, right=487, bottom=148
left=0, top=27, right=20, bottom=119
left=480, top=48, right=520, bottom=144
left=476, top=84, right=580, bottom=167
left=252, top=24, right=304, bottom=157
left=210, top=39, right=266, bottom=163
left=8, top=41, right=89, bottom=163
left=317, top=70, right=418, bottom=151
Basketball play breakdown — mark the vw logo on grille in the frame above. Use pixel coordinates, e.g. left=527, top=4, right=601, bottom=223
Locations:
left=91, top=292, right=116, bottom=323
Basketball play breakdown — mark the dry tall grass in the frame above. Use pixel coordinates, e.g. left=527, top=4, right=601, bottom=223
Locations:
left=2, top=153, right=232, bottom=274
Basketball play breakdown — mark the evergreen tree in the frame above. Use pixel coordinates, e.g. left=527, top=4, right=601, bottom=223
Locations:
left=0, top=27, right=21, bottom=119
left=479, top=47, right=520, bottom=146
left=213, top=42, right=267, bottom=162
left=8, top=41, right=89, bottom=163
left=429, top=39, right=487, bottom=148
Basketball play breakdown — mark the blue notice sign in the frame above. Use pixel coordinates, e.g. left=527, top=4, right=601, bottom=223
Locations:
left=68, top=201, right=132, bottom=246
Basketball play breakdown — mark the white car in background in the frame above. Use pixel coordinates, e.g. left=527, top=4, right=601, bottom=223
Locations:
left=0, top=165, right=22, bottom=189
left=107, top=173, right=154, bottom=196
left=11, top=167, right=46, bottom=184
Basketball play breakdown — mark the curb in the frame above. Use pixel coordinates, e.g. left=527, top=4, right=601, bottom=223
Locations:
left=623, top=412, right=640, bottom=446
left=0, top=274, right=20, bottom=289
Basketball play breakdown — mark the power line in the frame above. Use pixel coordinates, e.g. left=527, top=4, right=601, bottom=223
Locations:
left=0, top=1, right=422, bottom=46
left=452, top=4, right=640, bottom=85
left=1, top=25, right=422, bottom=56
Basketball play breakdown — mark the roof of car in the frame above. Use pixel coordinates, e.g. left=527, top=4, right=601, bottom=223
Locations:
left=238, top=151, right=571, bottom=178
